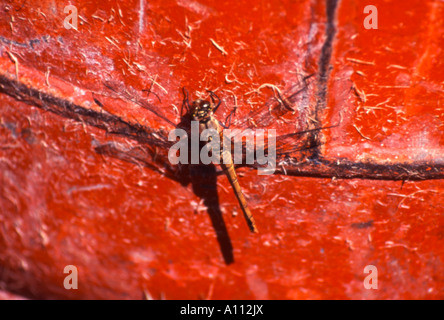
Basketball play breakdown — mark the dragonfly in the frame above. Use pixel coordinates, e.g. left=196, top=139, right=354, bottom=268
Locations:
left=101, top=74, right=326, bottom=234
left=181, top=88, right=258, bottom=233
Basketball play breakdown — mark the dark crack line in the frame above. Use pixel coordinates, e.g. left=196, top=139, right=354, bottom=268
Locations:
left=0, top=74, right=171, bottom=150
left=309, top=0, right=340, bottom=159
left=276, top=157, right=444, bottom=181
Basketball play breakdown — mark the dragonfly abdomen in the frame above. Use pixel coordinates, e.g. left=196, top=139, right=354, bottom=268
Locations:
left=220, top=149, right=258, bottom=233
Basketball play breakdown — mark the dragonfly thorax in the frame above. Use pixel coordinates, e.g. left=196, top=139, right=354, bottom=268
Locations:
left=191, top=99, right=214, bottom=122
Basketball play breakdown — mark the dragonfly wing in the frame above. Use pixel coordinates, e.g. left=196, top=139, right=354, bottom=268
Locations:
left=103, top=81, right=176, bottom=128
left=231, top=74, right=315, bottom=131
left=231, top=128, right=324, bottom=169
left=94, top=141, right=187, bottom=185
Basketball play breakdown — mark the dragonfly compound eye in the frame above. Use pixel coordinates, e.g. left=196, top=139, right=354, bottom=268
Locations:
left=201, top=101, right=211, bottom=109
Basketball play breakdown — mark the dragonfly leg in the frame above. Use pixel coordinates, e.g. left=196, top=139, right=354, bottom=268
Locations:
left=223, top=107, right=237, bottom=129
left=216, top=106, right=237, bottom=129
left=181, top=87, right=191, bottom=117
left=207, top=90, right=221, bottom=112
left=142, top=88, right=161, bottom=103
left=275, top=89, right=293, bottom=111
left=206, top=90, right=237, bottom=129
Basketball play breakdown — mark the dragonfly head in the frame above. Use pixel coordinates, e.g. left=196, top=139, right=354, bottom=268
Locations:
left=191, top=99, right=214, bottom=121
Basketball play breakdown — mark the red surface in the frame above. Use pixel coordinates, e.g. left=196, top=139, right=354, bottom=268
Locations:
left=0, top=0, right=443, bottom=299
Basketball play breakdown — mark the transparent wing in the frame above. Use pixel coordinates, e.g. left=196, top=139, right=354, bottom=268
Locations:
left=231, top=74, right=315, bottom=131
left=103, top=81, right=176, bottom=128
left=94, top=141, right=187, bottom=184
left=101, top=81, right=177, bottom=152
left=226, top=127, right=326, bottom=170
left=223, top=74, right=329, bottom=171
